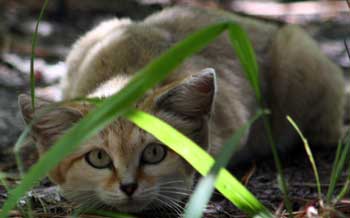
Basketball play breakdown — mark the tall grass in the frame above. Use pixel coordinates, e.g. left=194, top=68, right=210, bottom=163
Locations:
left=229, top=21, right=292, bottom=217
left=326, top=131, right=350, bottom=206
left=30, top=0, right=49, bottom=110
left=287, top=117, right=350, bottom=216
left=287, top=116, right=322, bottom=200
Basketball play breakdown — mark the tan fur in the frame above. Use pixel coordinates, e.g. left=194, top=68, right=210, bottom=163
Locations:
left=19, top=6, right=344, bottom=213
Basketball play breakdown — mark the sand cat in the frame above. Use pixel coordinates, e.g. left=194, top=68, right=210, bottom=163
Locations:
left=18, top=6, right=344, bottom=213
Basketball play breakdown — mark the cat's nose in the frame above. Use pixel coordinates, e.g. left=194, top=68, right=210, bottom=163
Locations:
left=120, top=183, right=138, bottom=196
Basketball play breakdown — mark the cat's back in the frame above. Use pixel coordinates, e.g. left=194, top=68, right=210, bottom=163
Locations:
left=62, top=6, right=278, bottom=99
left=145, top=6, right=278, bottom=53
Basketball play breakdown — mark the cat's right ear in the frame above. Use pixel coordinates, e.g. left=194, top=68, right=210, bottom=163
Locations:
left=154, top=69, right=216, bottom=150
left=18, top=94, right=83, bottom=151
left=156, top=68, right=217, bottom=118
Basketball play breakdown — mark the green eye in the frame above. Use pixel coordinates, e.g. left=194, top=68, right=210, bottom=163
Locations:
left=141, top=143, right=167, bottom=164
left=85, top=149, right=112, bottom=169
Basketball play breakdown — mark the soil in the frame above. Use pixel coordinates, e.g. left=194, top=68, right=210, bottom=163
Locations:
left=0, top=0, right=349, bottom=217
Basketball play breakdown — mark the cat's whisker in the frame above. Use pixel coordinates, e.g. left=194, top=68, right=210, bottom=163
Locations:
left=148, top=193, right=185, bottom=218
left=158, top=180, right=186, bottom=185
left=159, top=191, right=191, bottom=198
left=140, top=180, right=187, bottom=193
left=135, top=185, right=189, bottom=215
left=163, top=198, right=185, bottom=217
left=162, top=186, right=222, bottom=197
left=154, top=193, right=185, bottom=205
left=140, top=184, right=192, bottom=198
left=63, top=183, right=193, bottom=216
left=159, top=186, right=192, bottom=190
left=101, top=196, right=126, bottom=204
left=165, top=188, right=192, bottom=192
left=140, top=186, right=159, bottom=194
left=153, top=193, right=186, bottom=214
left=158, top=182, right=187, bottom=189
left=159, top=188, right=192, bottom=194
left=153, top=194, right=180, bottom=206
left=153, top=196, right=183, bottom=217
left=62, top=189, right=127, bottom=211
left=160, top=188, right=193, bottom=194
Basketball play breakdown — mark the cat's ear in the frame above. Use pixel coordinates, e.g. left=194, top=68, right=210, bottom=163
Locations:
left=18, top=94, right=83, bottom=151
left=156, top=68, right=216, bottom=117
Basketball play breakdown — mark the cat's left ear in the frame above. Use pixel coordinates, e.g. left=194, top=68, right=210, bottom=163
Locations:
left=156, top=68, right=216, bottom=118
left=18, top=94, right=84, bottom=152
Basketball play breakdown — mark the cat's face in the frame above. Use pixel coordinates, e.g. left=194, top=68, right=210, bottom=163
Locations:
left=19, top=69, right=216, bottom=213
left=53, top=120, right=195, bottom=212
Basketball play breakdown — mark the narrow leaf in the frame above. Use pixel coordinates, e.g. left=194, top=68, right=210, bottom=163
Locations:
left=184, top=110, right=267, bottom=218
left=124, top=109, right=272, bottom=218
left=30, top=0, right=49, bottom=111
left=287, top=116, right=322, bottom=200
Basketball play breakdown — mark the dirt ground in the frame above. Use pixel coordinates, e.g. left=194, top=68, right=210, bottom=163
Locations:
left=0, top=0, right=349, bottom=217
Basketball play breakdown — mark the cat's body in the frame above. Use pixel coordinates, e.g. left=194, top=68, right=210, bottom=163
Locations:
left=19, top=6, right=344, bottom=213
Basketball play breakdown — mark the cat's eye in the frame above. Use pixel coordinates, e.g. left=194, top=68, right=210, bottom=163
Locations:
left=141, top=143, right=167, bottom=164
left=85, top=149, right=112, bottom=169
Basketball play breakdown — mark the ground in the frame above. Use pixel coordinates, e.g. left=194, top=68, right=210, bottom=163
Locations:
left=0, top=0, right=349, bottom=217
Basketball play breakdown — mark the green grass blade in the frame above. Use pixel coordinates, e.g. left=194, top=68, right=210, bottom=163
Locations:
left=13, top=124, right=32, bottom=177
left=228, top=23, right=292, bottom=216
left=327, top=134, right=350, bottom=203
left=332, top=34, right=350, bottom=204
left=334, top=174, right=350, bottom=203
left=30, top=0, right=49, bottom=111
left=326, top=139, right=343, bottom=203
left=124, top=109, right=272, bottom=218
left=12, top=124, right=35, bottom=218
left=184, top=110, right=268, bottom=218
left=287, top=116, right=322, bottom=200
left=227, top=24, right=260, bottom=101
left=0, top=22, right=228, bottom=218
